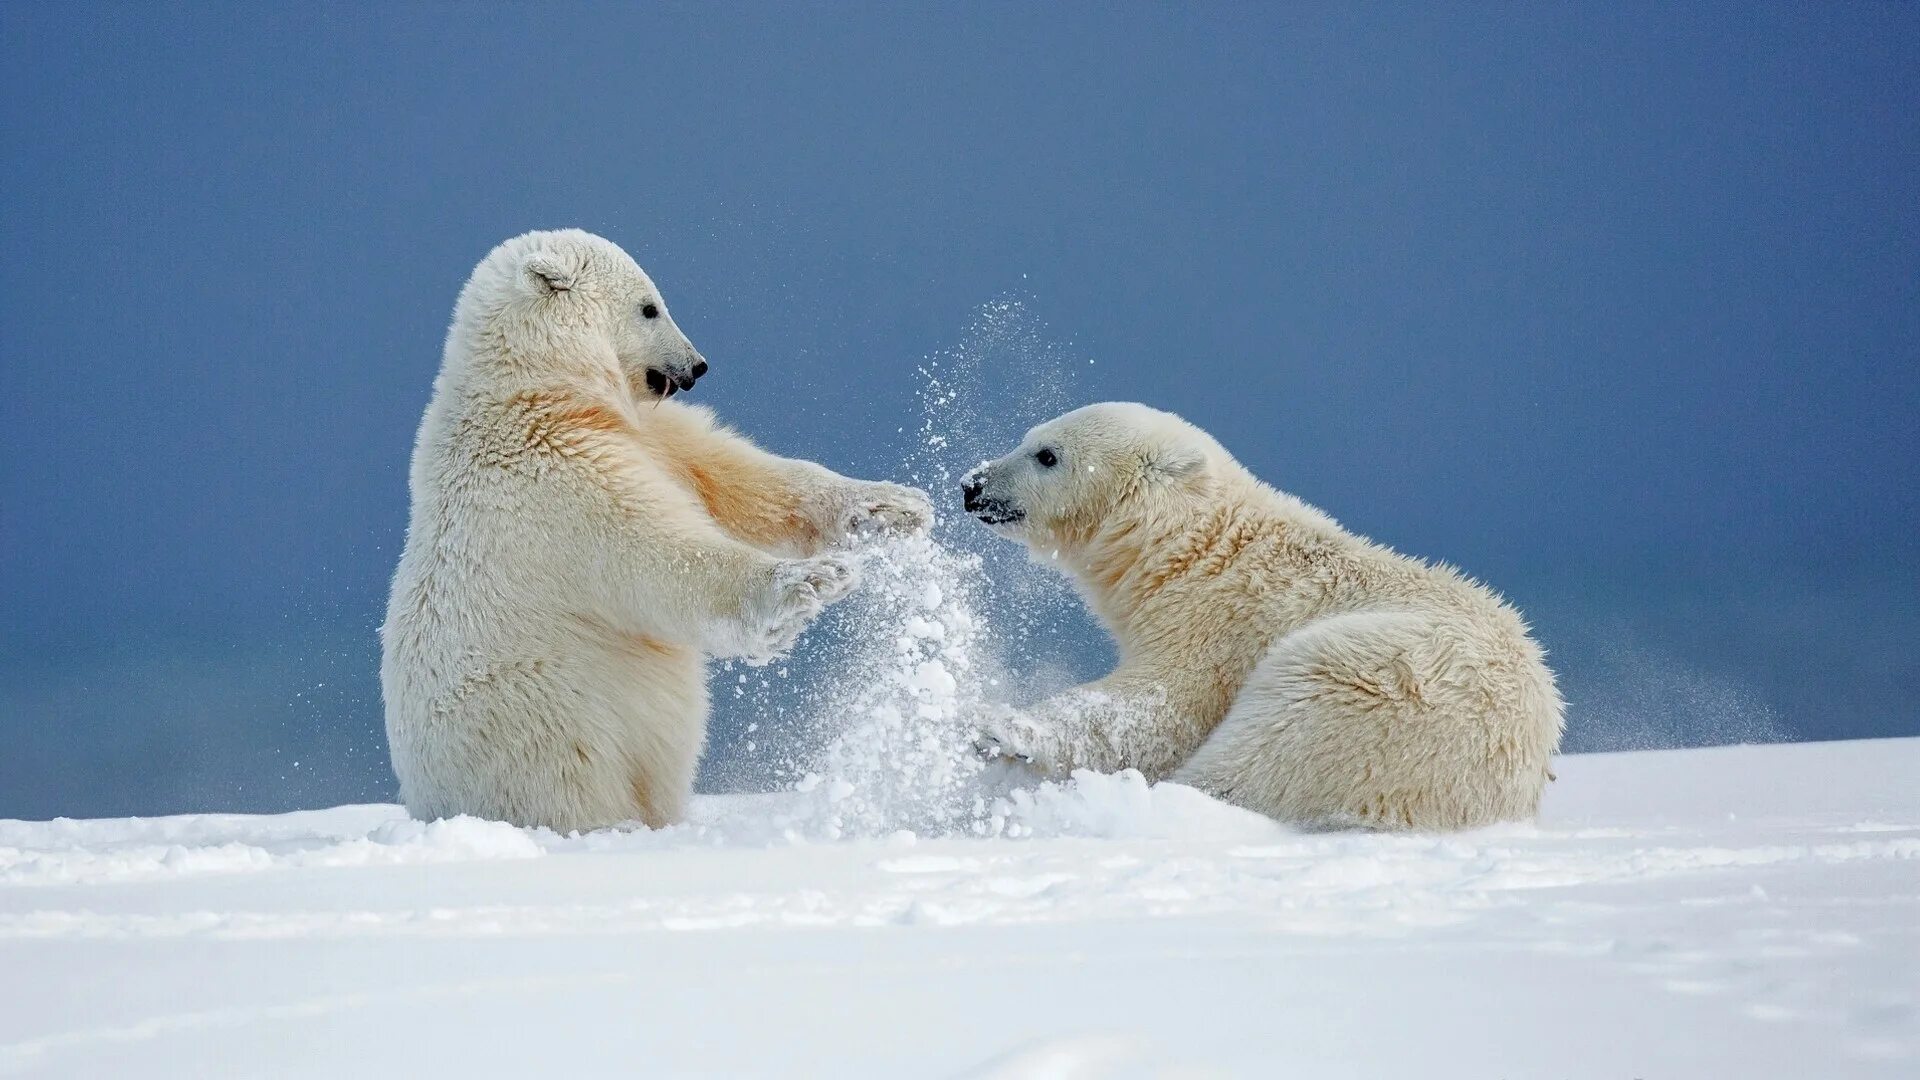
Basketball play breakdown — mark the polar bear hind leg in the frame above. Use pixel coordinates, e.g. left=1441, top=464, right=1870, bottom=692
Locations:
left=1172, top=610, right=1551, bottom=831
left=396, top=645, right=706, bottom=833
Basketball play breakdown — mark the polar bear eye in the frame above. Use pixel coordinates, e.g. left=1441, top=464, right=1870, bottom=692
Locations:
left=1034, top=448, right=1058, bottom=468
left=641, top=303, right=660, bottom=320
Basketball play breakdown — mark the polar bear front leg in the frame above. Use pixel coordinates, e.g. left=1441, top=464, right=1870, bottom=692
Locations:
left=805, top=478, right=935, bottom=548
left=643, top=404, right=930, bottom=556
left=970, top=702, right=1066, bottom=777
left=974, top=672, right=1210, bottom=781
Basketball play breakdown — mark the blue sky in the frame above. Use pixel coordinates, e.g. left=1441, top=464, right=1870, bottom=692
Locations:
left=2, top=3, right=1915, bottom=818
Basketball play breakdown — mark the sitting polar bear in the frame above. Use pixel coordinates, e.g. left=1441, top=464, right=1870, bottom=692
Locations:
left=382, top=229, right=931, bottom=832
left=962, top=402, right=1563, bottom=831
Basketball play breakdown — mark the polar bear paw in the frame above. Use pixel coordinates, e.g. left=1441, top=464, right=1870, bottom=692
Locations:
left=738, top=554, right=859, bottom=665
left=824, top=481, right=933, bottom=546
left=969, top=704, right=1052, bottom=770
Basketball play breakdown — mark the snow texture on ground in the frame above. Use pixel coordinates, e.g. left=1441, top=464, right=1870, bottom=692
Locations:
left=2, top=738, right=1916, bottom=1078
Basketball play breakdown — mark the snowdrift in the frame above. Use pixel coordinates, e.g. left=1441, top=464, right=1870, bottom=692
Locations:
left=2, top=738, right=1916, bottom=1078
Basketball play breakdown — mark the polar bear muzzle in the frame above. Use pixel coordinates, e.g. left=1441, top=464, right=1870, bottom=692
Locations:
left=643, top=358, right=709, bottom=398
left=960, top=469, right=1025, bottom=526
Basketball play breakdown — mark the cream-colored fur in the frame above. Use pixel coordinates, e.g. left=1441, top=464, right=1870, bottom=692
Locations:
left=381, top=229, right=930, bottom=832
left=964, top=402, right=1563, bottom=831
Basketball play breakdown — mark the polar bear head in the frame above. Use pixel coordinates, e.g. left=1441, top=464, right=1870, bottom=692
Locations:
left=960, top=402, right=1227, bottom=554
left=449, top=229, right=708, bottom=399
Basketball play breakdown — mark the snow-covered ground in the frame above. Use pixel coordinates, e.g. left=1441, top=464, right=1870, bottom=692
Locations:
left=2, top=739, right=1915, bottom=1078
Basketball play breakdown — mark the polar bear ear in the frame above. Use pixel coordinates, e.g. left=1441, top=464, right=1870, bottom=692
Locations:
left=1144, top=443, right=1207, bottom=484
left=521, top=252, right=576, bottom=295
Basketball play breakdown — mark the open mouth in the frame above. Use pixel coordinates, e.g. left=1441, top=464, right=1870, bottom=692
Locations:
left=969, top=506, right=1026, bottom=527
left=643, top=369, right=693, bottom=399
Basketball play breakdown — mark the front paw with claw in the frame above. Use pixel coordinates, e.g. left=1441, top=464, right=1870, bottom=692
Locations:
left=969, top=704, right=1053, bottom=772
left=737, top=555, right=858, bottom=664
left=971, top=729, right=1027, bottom=762
left=824, top=482, right=933, bottom=547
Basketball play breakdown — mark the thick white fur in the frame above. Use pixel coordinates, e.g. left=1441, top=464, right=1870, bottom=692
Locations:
left=968, top=403, right=1563, bottom=831
left=381, top=229, right=930, bottom=832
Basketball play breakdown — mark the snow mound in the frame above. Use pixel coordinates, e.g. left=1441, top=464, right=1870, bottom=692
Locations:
left=986, top=769, right=1282, bottom=841
left=0, top=809, right=541, bottom=886
left=0, top=771, right=1284, bottom=889
left=1, top=740, right=1916, bottom=1077
left=958, top=1034, right=1181, bottom=1080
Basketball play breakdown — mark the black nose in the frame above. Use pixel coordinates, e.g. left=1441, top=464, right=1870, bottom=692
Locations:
left=961, top=477, right=984, bottom=511
left=690, top=359, right=708, bottom=381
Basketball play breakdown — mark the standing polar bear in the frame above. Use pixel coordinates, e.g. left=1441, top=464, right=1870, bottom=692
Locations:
left=382, top=229, right=930, bottom=832
left=963, top=403, right=1563, bottom=831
